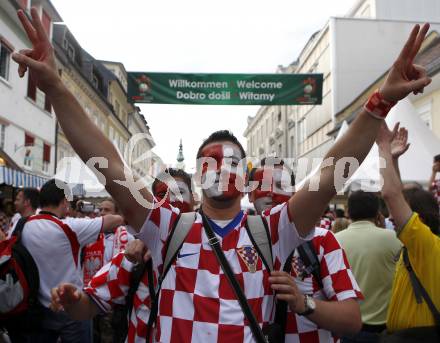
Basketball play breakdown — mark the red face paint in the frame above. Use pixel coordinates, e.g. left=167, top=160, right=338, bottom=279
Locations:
left=200, top=143, right=243, bottom=199
left=251, top=167, right=293, bottom=208
left=153, top=180, right=193, bottom=213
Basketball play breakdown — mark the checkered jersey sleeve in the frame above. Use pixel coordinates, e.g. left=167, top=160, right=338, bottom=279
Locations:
left=318, top=230, right=363, bottom=301
left=134, top=199, right=180, bottom=268
left=84, top=252, right=134, bottom=313
left=263, top=202, right=314, bottom=268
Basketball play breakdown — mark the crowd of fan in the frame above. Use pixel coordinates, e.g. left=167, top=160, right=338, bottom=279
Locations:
left=0, top=8, right=439, bottom=343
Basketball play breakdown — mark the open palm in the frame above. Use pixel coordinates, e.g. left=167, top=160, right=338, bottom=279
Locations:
left=390, top=127, right=410, bottom=158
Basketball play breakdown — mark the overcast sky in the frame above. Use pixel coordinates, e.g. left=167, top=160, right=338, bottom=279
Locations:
left=51, top=0, right=356, bottom=173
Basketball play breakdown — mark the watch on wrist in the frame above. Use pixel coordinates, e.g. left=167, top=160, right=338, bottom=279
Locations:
left=298, top=294, right=316, bottom=316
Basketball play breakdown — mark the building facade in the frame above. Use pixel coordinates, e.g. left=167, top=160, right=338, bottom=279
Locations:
left=244, top=0, right=440, bottom=176
left=0, top=0, right=61, bottom=178
left=53, top=25, right=156, bottom=183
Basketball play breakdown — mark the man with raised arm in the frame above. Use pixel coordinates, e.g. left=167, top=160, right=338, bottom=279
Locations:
left=377, top=123, right=440, bottom=340
left=12, top=8, right=431, bottom=342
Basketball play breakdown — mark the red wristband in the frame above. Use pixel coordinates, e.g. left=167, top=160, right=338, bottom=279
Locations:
left=364, top=90, right=396, bottom=119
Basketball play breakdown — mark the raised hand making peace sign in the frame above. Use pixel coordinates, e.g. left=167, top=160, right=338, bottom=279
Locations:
left=12, top=8, right=61, bottom=96
left=380, top=23, right=431, bottom=102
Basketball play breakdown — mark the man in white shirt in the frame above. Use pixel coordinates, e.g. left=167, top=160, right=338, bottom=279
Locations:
left=7, top=188, right=40, bottom=237
left=7, top=179, right=123, bottom=343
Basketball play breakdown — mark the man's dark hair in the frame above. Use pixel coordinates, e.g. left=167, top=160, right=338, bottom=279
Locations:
left=152, top=168, right=193, bottom=194
left=39, top=179, right=69, bottom=208
left=335, top=208, right=346, bottom=218
left=434, top=154, right=440, bottom=163
left=378, top=197, right=389, bottom=218
left=196, top=130, right=246, bottom=159
left=348, top=191, right=379, bottom=221
left=19, top=188, right=40, bottom=210
left=403, top=188, right=440, bottom=235
left=248, top=157, right=296, bottom=187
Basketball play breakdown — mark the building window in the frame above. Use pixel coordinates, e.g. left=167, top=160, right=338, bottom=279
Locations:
left=290, top=135, right=294, bottom=157
left=25, top=133, right=35, bottom=147
left=36, top=88, right=45, bottom=109
left=92, top=69, right=102, bottom=91
left=0, top=124, right=5, bottom=150
left=0, top=42, right=11, bottom=81
left=278, top=144, right=282, bottom=157
left=278, top=112, right=282, bottom=122
left=44, top=93, right=51, bottom=113
left=24, top=149, right=32, bottom=167
left=27, top=73, right=37, bottom=101
left=67, top=45, right=75, bottom=60
left=417, top=102, right=432, bottom=129
left=42, top=143, right=50, bottom=172
left=114, top=101, right=120, bottom=117
left=24, top=133, right=34, bottom=168
left=63, top=38, right=76, bottom=61
left=299, top=120, right=307, bottom=143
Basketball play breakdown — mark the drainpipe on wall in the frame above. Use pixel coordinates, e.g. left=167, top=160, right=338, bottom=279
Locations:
left=54, top=119, right=59, bottom=174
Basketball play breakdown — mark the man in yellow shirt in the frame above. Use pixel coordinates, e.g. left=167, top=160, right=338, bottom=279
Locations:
left=377, top=123, right=440, bottom=341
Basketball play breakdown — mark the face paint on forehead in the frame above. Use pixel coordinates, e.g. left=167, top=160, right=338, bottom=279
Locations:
left=153, top=181, right=169, bottom=199
left=199, top=143, right=245, bottom=200
left=251, top=166, right=292, bottom=207
left=169, top=180, right=191, bottom=204
left=200, top=143, right=242, bottom=165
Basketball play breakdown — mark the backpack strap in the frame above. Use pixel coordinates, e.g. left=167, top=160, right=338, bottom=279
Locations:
left=403, top=247, right=440, bottom=327
left=274, top=250, right=295, bottom=337
left=145, top=212, right=197, bottom=342
left=160, top=212, right=197, bottom=282
left=297, top=240, right=323, bottom=289
left=245, top=215, right=273, bottom=272
left=11, top=217, right=28, bottom=240
left=26, top=214, right=80, bottom=267
left=274, top=241, right=322, bottom=341
left=127, top=259, right=154, bottom=318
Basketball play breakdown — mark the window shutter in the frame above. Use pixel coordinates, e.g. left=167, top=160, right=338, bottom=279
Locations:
left=25, top=133, right=34, bottom=146
left=43, top=143, right=51, bottom=162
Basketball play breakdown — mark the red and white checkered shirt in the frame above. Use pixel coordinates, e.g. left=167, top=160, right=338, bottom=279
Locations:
left=285, top=227, right=363, bottom=343
left=84, top=252, right=157, bottom=343
left=431, top=179, right=440, bottom=209
left=135, top=200, right=310, bottom=342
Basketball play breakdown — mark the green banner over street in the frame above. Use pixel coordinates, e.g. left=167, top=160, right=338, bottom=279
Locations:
left=127, top=72, right=323, bottom=105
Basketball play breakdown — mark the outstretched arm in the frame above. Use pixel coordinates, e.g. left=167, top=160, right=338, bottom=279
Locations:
left=12, top=8, right=152, bottom=231
left=101, top=215, right=125, bottom=233
left=289, top=23, right=431, bottom=237
left=377, top=123, right=413, bottom=230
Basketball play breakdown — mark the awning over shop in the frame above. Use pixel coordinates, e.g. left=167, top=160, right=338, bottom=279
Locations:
left=0, top=166, right=48, bottom=189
